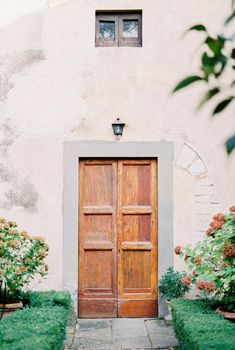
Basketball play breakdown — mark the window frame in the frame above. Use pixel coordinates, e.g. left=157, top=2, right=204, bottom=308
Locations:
left=95, top=11, right=142, bottom=47
left=95, top=14, right=118, bottom=47
left=118, top=13, right=142, bottom=47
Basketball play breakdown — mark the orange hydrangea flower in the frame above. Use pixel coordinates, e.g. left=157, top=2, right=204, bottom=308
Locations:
left=194, top=256, right=202, bottom=264
left=209, top=220, right=223, bottom=230
left=182, top=275, right=191, bottom=285
left=21, top=231, right=30, bottom=239
left=229, top=205, right=235, bottom=213
left=212, top=213, right=225, bottom=222
left=206, top=227, right=214, bottom=236
left=15, top=266, right=27, bottom=275
left=38, top=250, right=47, bottom=259
left=30, top=236, right=45, bottom=243
left=174, top=246, right=181, bottom=255
left=222, top=243, right=235, bottom=257
left=8, top=239, right=20, bottom=248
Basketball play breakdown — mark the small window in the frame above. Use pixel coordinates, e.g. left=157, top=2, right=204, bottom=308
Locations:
left=96, top=11, right=142, bottom=47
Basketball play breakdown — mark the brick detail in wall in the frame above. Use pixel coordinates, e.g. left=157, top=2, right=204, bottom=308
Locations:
left=176, top=143, right=219, bottom=239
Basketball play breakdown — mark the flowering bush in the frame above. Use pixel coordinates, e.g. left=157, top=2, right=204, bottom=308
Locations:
left=175, top=206, right=235, bottom=310
left=0, top=218, right=49, bottom=302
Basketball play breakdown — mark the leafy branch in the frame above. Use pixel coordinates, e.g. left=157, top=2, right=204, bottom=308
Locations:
left=173, top=1, right=235, bottom=154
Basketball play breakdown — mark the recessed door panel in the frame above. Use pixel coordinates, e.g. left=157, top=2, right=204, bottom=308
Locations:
left=123, top=250, right=151, bottom=290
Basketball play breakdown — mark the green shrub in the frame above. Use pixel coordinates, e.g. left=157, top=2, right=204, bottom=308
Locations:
left=172, top=298, right=235, bottom=350
left=28, top=290, right=71, bottom=309
left=0, top=291, right=71, bottom=350
left=158, top=267, right=190, bottom=299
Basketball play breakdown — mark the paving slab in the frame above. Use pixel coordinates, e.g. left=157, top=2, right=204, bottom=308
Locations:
left=112, top=318, right=147, bottom=330
left=71, top=337, right=113, bottom=349
left=77, top=319, right=111, bottom=331
left=75, top=328, right=112, bottom=340
left=149, top=332, right=179, bottom=348
left=145, top=319, right=165, bottom=332
left=113, top=328, right=148, bottom=338
left=113, top=335, right=152, bottom=348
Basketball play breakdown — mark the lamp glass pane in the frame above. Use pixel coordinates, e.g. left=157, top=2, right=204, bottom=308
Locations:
left=115, top=126, right=122, bottom=134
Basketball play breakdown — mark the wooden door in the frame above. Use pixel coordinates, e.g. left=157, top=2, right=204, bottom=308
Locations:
left=117, top=160, right=157, bottom=317
left=78, top=160, right=118, bottom=317
left=78, top=159, right=157, bottom=318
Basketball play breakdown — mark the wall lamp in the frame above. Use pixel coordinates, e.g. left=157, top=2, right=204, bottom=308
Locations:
left=112, top=118, right=125, bottom=140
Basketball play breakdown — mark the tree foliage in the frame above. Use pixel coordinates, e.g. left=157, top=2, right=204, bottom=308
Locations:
left=173, top=1, right=235, bottom=154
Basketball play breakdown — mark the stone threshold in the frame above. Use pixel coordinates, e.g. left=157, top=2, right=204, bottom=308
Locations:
left=63, top=311, right=179, bottom=350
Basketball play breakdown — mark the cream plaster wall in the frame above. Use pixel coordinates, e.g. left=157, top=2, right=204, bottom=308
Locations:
left=0, top=0, right=234, bottom=290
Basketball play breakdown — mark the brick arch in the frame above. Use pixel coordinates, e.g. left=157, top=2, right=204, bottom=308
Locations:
left=176, top=143, right=219, bottom=239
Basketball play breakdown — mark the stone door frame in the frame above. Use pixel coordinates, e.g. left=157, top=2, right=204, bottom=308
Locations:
left=63, top=141, right=173, bottom=317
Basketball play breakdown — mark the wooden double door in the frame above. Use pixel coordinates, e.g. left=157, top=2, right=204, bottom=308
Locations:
left=78, top=159, right=158, bottom=318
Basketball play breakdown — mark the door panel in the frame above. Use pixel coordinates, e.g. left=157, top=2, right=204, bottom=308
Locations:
left=123, top=250, right=151, bottom=289
left=118, top=160, right=157, bottom=317
left=78, top=160, right=117, bottom=317
left=78, top=159, right=157, bottom=318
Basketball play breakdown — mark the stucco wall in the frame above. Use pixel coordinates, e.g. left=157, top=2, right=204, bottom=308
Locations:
left=0, top=0, right=234, bottom=291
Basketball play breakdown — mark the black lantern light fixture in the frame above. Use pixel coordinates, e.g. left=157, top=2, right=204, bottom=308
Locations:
left=112, top=118, right=125, bottom=140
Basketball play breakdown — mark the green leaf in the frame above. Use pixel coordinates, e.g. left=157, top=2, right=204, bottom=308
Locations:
left=205, top=36, right=225, bottom=55
left=225, top=10, right=235, bottom=25
left=201, top=52, right=217, bottom=78
left=197, top=88, right=220, bottom=109
left=225, top=134, right=235, bottom=154
left=215, top=56, right=227, bottom=77
left=212, top=97, right=234, bottom=115
left=172, top=76, right=203, bottom=93
left=201, top=53, right=227, bottom=73
left=231, top=48, right=235, bottom=59
left=187, top=24, right=207, bottom=33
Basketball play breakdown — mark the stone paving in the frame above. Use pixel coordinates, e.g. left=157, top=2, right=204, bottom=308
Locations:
left=63, top=313, right=178, bottom=350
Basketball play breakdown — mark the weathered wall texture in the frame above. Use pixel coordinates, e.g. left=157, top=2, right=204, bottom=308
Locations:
left=0, top=0, right=234, bottom=290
